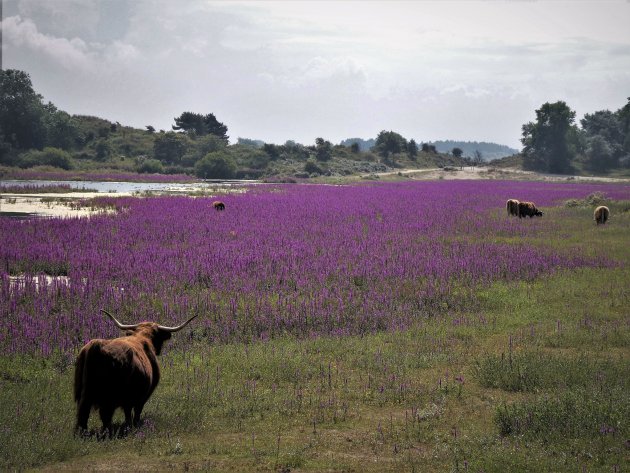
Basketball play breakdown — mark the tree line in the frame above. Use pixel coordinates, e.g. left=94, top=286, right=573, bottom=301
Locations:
left=3, top=68, right=627, bottom=179
left=521, top=99, right=630, bottom=174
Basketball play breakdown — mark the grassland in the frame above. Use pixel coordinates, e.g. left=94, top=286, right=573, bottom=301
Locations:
left=0, top=182, right=628, bottom=472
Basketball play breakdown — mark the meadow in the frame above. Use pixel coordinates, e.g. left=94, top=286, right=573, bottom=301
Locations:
left=0, top=179, right=629, bottom=471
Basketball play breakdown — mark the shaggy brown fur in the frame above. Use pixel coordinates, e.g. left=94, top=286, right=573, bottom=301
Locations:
left=506, top=199, right=520, bottom=217
left=594, top=205, right=610, bottom=225
left=518, top=201, right=543, bottom=218
left=212, top=201, right=225, bottom=211
left=74, top=313, right=196, bottom=436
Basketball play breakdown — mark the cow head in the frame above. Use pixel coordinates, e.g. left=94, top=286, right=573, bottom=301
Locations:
left=101, top=310, right=197, bottom=355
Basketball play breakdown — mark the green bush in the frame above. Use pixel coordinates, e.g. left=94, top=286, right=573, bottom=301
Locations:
left=194, top=151, right=237, bottom=179
left=304, top=159, right=323, bottom=175
left=17, top=147, right=73, bottom=170
left=137, top=158, right=164, bottom=174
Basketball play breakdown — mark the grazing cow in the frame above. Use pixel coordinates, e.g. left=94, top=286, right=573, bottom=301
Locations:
left=74, top=310, right=197, bottom=437
left=506, top=199, right=520, bottom=217
left=518, top=201, right=543, bottom=218
left=594, top=205, right=610, bottom=225
left=212, top=201, right=225, bottom=211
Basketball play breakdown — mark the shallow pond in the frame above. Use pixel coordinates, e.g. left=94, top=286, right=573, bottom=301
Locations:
left=0, top=179, right=259, bottom=194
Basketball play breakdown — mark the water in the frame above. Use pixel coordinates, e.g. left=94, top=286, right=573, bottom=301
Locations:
left=0, top=179, right=259, bottom=194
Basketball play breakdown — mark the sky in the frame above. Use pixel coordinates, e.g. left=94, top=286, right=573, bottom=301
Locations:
left=2, top=0, right=630, bottom=149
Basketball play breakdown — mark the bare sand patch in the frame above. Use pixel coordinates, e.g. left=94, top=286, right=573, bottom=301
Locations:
left=368, top=166, right=630, bottom=183
left=0, top=192, right=127, bottom=218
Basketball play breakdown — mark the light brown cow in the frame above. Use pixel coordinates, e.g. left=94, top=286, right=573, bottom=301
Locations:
left=506, top=199, right=520, bottom=217
left=74, top=310, right=197, bottom=437
left=594, top=205, right=610, bottom=225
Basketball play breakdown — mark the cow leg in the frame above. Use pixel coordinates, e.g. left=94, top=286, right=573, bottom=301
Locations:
left=133, top=402, right=145, bottom=427
left=123, top=406, right=133, bottom=433
left=99, top=406, right=115, bottom=439
left=75, top=398, right=91, bottom=435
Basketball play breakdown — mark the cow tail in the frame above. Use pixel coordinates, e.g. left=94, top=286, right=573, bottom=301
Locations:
left=74, top=348, right=86, bottom=403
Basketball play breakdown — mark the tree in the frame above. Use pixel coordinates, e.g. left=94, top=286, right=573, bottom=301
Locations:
left=617, top=98, right=630, bottom=153
left=0, top=69, right=47, bottom=150
left=580, top=110, right=624, bottom=171
left=473, top=150, right=483, bottom=165
left=521, top=101, right=578, bottom=173
left=452, top=147, right=463, bottom=158
left=315, top=137, right=333, bottom=161
left=421, top=143, right=436, bottom=153
left=182, top=134, right=227, bottom=167
left=203, top=113, right=229, bottom=142
left=263, top=143, right=280, bottom=160
left=374, top=130, right=407, bottom=158
left=95, top=140, right=112, bottom=162
left=585, top=135, right=616, bottom=172
left=43, top=104, right=81, bottom=150
left=581, top=110, right=623, bottom=145
left=146, top=125, right=156, bottom=133
left=407, top=139, right=418, bottom=158
left=172, top=112, right=206, bottom=135
left=194, top=151, right=237, bottom=179
left=172, top=112, right=229, bottom=142
left=237, top=137, right=264, bottom=148
left=350, top=142, right=360, bottom=154
left=153, top=132, right=189, bottom=164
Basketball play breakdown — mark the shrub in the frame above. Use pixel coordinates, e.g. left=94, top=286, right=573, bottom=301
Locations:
left=17, top=147, right=73, bottom=170
left=304, top=159, right=323, bottom=175
left=565, top=192, right=609, bottom=207
left=194, top=151, right=237, bottom=179
left=137, top=158, right=164, bottom=174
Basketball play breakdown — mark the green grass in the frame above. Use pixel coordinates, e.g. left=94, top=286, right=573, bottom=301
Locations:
left=1, top=206, right=629, bottom=471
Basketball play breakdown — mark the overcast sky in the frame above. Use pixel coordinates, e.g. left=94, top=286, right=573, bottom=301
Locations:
left=2, top=0, right=630, bottom=148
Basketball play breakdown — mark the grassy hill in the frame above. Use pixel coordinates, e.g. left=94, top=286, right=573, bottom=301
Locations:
left=1, top=114, right=470, bottom=182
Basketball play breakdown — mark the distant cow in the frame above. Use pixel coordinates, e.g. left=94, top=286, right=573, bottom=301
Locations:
left=518, top=201, right=543, bottom=218
left=74, top=310, right=197, bottom=437
left=594, top=205, right=610, bottom=225
left=212, top=201, right=225, bottom=211
left=506, top=199, right=520, bottom=217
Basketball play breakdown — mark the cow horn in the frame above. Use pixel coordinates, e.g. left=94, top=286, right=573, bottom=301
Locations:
left=101, top=309, right=141, bottom=330
left=157, top=314, right=198, bottom=332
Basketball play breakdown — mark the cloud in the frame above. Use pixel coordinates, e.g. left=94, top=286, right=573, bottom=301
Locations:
left=17, top=0, right=100, bottom=39
left=3, top=14, right=142, bottom=72
left=3, top=0, right=629, bottom=149
left=275, top=56, right=367, bottom=90
left=2, top=15, right=96, bottom=72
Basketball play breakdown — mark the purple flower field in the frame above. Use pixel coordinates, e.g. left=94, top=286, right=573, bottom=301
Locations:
left=0, top=183, right=97, bottom=194
left=1, top=180, right=629, bottom=356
